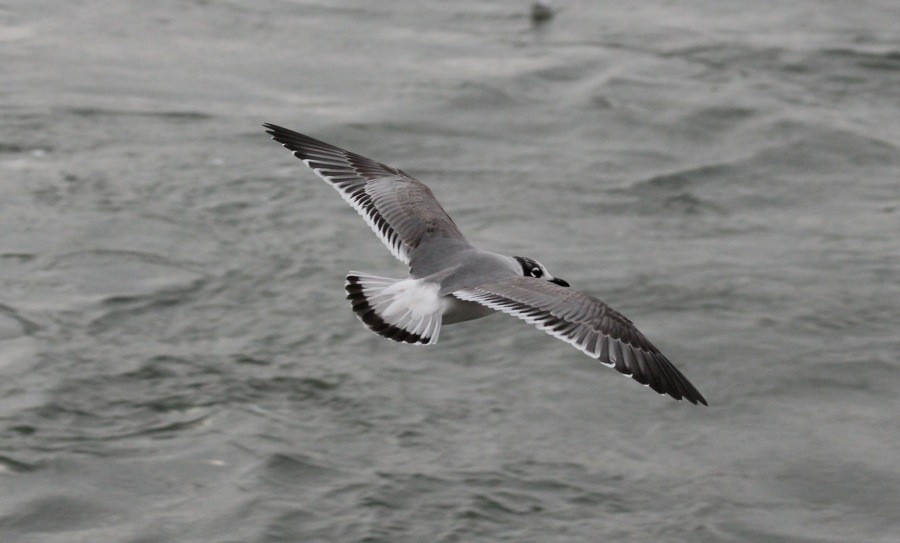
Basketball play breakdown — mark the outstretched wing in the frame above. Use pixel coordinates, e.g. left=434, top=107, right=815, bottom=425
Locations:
left=455, top=277, right=707, bottom=405
left=264, top=123, right=466, bottom=265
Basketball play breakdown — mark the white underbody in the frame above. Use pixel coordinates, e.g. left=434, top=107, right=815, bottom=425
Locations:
left=348, top=273, right=497, bottom=346
left=381, top=276, right=495, bottom=325
left=441, top=294, right=495, bottom=324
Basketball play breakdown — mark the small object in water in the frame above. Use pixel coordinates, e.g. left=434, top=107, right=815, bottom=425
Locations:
left=531, top=0, right=556, bottom=24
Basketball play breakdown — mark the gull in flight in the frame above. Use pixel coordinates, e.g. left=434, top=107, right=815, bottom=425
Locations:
left=264, top=123, right=707, bottom=405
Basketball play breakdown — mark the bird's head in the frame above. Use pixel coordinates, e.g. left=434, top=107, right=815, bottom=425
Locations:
left=513, top=256, right=569, bottom=287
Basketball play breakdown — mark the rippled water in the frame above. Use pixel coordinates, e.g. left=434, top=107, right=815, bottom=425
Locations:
left=2, top=1, right=899, bottom=542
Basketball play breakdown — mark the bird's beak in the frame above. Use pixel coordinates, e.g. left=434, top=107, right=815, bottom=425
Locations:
left=550, top=277, right=570, bottom=288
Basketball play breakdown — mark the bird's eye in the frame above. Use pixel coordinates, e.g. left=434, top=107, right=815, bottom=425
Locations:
left=530, top=267, right=543, bottom=278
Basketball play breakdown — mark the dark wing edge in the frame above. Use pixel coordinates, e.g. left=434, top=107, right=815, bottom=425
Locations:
left=263, top=123, right=415, bottom=263
left=454, top=280, right=707, bottom=406
left=264, top=123, right=406, bottom=179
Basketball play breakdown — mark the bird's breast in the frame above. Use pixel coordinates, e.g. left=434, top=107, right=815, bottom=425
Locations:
left=441, top=295, right=495, bottom=324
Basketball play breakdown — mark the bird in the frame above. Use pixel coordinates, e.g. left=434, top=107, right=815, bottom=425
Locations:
left=263, top=123, right=707, bottom=405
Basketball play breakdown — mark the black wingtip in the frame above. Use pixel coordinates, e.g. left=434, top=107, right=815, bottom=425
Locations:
left=678, top=384, right=708, bottom=406
left=670, top=376, right=707, bottom=406
left=680, top=372, right=708, bottom=406
left=630, top=348, right=707, bottom=406
left=683, top=391, right=708, bottom=407
left=262, top=123, right=345, bottom=159
left=263, top=122, right=291, bottom=143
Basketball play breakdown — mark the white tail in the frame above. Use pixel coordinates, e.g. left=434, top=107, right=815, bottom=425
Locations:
left=345, top=273, right=443, bottom=345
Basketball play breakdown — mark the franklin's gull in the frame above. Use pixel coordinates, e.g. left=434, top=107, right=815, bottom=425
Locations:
left=264, top=123, right=707, bottom=405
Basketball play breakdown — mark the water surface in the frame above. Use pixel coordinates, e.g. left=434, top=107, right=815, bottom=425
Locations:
left=1, top=1, right=898, bottom=541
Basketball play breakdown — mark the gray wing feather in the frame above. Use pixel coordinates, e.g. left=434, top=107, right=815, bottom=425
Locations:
left=454, top=277, right=707, bottom=405
left=264, top=123, right=466, bottom=265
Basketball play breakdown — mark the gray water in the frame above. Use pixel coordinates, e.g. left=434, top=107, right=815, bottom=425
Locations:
left=2, top=1, right=899, bottom=542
